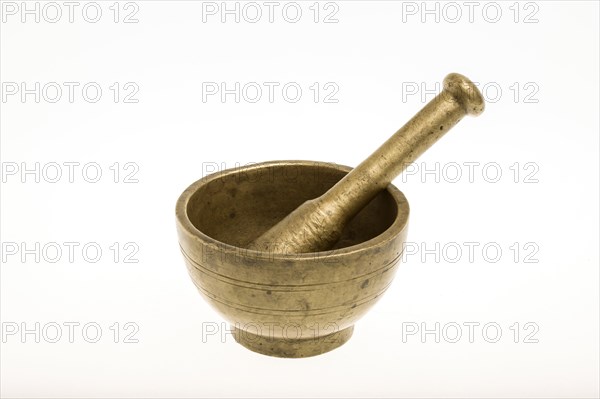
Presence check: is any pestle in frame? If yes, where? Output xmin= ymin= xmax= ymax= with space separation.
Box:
xmin=249 ymin=73 xmax=485 ymax=254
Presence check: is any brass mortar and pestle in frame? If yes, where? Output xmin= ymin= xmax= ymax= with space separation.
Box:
xmin=176 ymin=73 xmax=485 ymax=358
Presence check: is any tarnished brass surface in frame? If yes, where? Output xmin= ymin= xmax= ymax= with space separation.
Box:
xmin=176 ymin=73 xmax=484 ymax=357
xmin=176 ymin=161 xmax=409 ymax=357
xmin=250 ymin=73 xmax=485 ymax=254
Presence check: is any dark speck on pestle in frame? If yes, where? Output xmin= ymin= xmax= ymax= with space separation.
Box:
xmin=361 ymin=279 xmax=370 ymax=289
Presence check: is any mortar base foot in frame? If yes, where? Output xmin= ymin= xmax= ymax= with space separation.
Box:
xmin=232 ymin=325 xmax=354 ymax=358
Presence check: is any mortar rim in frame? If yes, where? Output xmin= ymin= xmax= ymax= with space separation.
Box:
xmin=175 ymin=160 xmax=409 ymax=260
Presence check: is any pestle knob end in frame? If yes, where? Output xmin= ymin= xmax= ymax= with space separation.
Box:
xmin=443 ymin=73 xmax=485 ymax=116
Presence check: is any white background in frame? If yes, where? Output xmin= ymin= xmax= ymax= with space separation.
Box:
xmin=1 ymin=1 xmax=598 ymax=397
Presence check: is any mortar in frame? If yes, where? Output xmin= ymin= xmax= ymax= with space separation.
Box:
xmin=176 ymin=160 xmax=409 ymax=357
xmin=176 ymin=73 xmax=484 ymax=358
